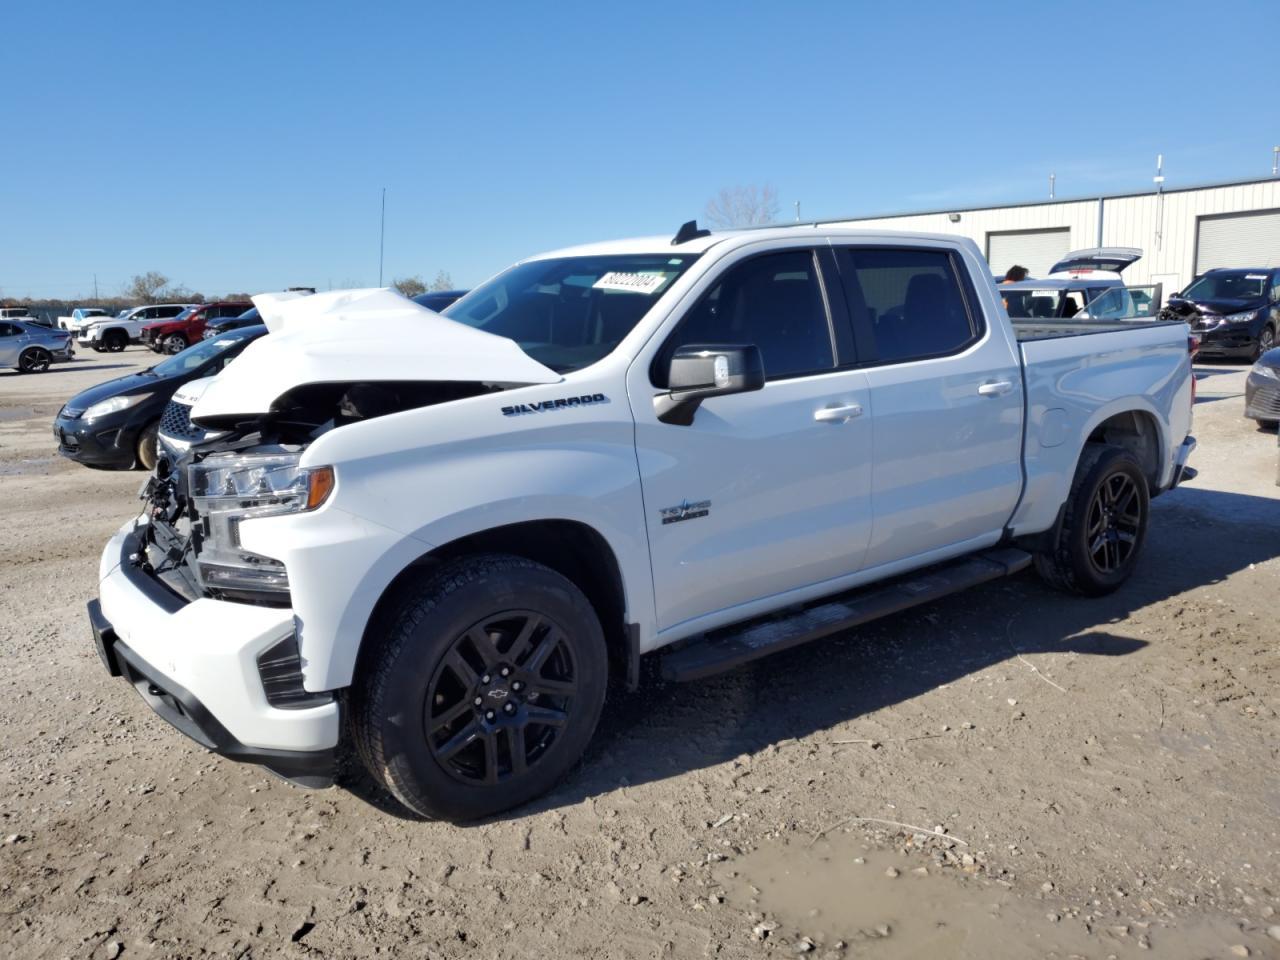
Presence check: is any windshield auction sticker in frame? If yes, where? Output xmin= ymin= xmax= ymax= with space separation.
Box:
xmin=593 ymin=272 xmax=667 ymax=295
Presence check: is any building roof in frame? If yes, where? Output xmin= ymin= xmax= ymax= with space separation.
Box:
xmin=812 ymin=175 xmax=1280 ymax=225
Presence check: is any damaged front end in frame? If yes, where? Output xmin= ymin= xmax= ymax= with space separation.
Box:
xmin=143 ymin=378 xmax=508 ymax=606
xmin=137 ymin=287 xmax=563 ymax=608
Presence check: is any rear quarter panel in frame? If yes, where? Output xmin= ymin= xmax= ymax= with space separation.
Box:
xmin=1011 ymin=323 xmax=1192 ymax=536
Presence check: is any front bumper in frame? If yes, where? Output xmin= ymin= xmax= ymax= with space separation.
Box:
xmin=1244 ymin=374 xmax=1280 ymax=423
xmin=92 ymin=523 xmax=340 ymax=787
xmin=53 ymin=412 xmax=138 ymax=467
xmin=1192 ymin=320 xmax=1262 ymax=358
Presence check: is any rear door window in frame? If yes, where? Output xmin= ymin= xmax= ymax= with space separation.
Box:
xmin=654 ymin=249 xmax=835 ymax=384
xmin=836 ymin=248 xmax=979 ymax=365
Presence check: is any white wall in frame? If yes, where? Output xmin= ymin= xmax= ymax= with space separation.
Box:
xmin=821 ymin=179 xmax=1280 ymax=295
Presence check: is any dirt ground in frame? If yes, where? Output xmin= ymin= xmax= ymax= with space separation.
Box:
xmin=1 ymin=346 xmax=1278 ymax=959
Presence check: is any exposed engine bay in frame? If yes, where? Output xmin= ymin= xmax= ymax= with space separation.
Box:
xmin=139 ymin=378 xmax=505 ymax=607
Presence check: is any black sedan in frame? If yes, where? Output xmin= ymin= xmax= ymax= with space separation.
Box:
xmin=1245 ymin=346 xmax=1280 ymax=429
xmin=54 ymin=324 xmax=266 ymax=470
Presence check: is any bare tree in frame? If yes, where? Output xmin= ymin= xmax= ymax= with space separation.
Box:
xmin=430 ymin=270 xmax=454 ymax=291
xmin=703 ymin=184 xmax=780 ymax=229
xmin=392 ymin=275 xmax=428 ymax=297
xmin=123 ymin=272 xmax=171 ymax=304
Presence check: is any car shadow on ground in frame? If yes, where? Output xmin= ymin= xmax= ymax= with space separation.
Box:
xmin=338 ymin=486 xmax=1280 ymax=823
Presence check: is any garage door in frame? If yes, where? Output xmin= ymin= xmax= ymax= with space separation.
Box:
xmin=1195 ymin=209 xmax=1280 ymax=273
xmin=986 ymin=229 xmax=1071 ymax=279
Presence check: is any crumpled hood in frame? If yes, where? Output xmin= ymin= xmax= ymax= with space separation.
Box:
xmin=191 ymin=288 xmax=561 ymax=421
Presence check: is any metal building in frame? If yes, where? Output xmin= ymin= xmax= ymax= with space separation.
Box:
xmin=819 ymin=176 xmax=1280 ymax=294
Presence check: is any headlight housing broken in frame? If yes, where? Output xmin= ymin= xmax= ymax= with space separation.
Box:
xmin=188 ymin=452 xmax=334 ymax=601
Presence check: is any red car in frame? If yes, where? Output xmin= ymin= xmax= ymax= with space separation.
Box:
xmin=143 ymin=301 xmax=252 ymax=354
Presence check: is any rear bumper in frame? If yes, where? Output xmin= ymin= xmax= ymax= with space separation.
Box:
xmin=93 ymin=523 xmax=340 ymax=787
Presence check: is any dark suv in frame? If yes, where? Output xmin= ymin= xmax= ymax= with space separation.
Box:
xmin=1163 ymin=268 xmax=1280 ymax=360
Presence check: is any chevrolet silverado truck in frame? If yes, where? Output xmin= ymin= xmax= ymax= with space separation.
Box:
xmin=89 ymin=224 xmax=1196 ymax=820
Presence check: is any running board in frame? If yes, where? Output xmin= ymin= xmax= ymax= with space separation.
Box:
xmin=660 ymin=548 xmax=1032 ymax=683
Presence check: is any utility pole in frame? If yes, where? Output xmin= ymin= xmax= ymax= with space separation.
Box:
xmin=1049 ymin=172 xmax=1056 ymax=199
xmin=1153 ymin=154 xmax=1165 ymax=251
xmin=378 ymin=187 xmax=386 ymax=287
xmin=1273 ymin=145 xmax=1279 ymax=177
xmin=93 ymin=273 xmax=98 ymax=300
xmin=794 ymin=200 xmax=801 ymax=222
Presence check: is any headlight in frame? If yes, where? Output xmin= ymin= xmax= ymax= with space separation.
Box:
xmin=1223 ymin=311 xmax=1258 ymax=324
xmin=84 ymin=393 xmax=149 ymax=421
xmin=188 ymin=452 xmax=334 ymax=600
xmin=1251 ymin=363 xmax=1280 ymax=381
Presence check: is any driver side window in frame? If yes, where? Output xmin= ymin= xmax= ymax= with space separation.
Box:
xmin=653 ymin=249 xmax=834 ymax=386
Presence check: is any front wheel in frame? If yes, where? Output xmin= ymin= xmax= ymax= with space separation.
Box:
xmin=162 ymin=334 xmax=187 ymax=355
xmin=1255 ymin=326 xmax=1275 ymax=361
xmin=1034 ymin=444 xmax=1150 ymax=596
xmin=104 ymin=330 xmax=127 ymax=352
xmin=351 ymin=555 xmax=608 ymax=821
xmin=135 ymin=421 xmax=159 ymax=471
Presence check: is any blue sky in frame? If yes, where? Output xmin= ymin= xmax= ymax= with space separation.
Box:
xmin=3 ymin=0 xmax=1276 ymax=300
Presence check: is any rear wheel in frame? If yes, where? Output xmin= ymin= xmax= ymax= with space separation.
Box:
xmin=104 ymin=329 xmax=127 ymax=352
xmin=1034 ymin=444 xmax=1150 ymax=596
xmin=351 ymin=555 xmax=608 ymax=821
xmin=162 ymin=334 xmax=187 ymax=355
xmin=135 ymin=421 xmax=159 ymax=471
xmin=17 ymin=347 xmax=51 ymax=373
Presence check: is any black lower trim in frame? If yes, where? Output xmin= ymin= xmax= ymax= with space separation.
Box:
xmin=87 ymin=600 xmax=336 ymax=788
xmin=625 ymin=622 xmax=641 ymax=691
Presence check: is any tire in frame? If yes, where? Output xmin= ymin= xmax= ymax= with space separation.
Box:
xmin=104 ymin=330 xmax=127 ymax=352
xmin=91 ymin=343 xmax=106 ymax=353
xmin=1256 ymin=326 xmax=1275 ymax=361
xmin=351 ymin=554 xmax=608 ymax=821
xmin=162 ymin=334 xmax=187 ymax=355
xmin=135 ymin=421 xmax=159 ymax=471
xmin=1257 ymin=419 xmax=1279 ymax=431
xmin=17 ymin=347 xmax=51 ymax=373
xmin=1034 ymin=444 xmax=1150 ymax=597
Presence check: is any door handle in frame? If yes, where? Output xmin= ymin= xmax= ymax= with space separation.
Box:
xmin=814 ymin=402 xmax=863 ymax=423
xmin=977 ymin=380 xmax=1014 ymax=397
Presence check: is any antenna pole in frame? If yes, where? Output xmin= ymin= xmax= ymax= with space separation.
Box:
xmin=794 ymin=200 xmax=801 ymax=222
xmin=1049 ymin=172 xmax=1055 ymax=199
xmin=378 ymin=187 xmax=386 ymax=287
xmin=1273 ymin=145 xmax=1279 ymax=177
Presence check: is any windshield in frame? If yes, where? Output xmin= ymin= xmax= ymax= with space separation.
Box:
xmin=443 ymin=254 xmax=699 ymax=373
xmin=1181 ymin=271 xmax=1268 ymax=301
xmin=151 ymin=327 xmax=261 ymax=376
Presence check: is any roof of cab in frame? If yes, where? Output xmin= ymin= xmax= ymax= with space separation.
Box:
xmin=528 ymin=225 xmax=979 ymax=261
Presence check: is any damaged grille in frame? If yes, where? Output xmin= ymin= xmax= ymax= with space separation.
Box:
xmin=159 ymin=399 xmax=204 ymax=442
xmin=1250 ymin=385 xmax=1280 ymax=418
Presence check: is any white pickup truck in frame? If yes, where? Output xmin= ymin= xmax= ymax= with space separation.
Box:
xmin=78 ymin=304 xmax=191 ymax=352
xmin=90 ymin=225 xmax=1196 ymax=820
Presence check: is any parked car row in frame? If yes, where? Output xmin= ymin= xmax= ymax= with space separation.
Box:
xmin=144 ymin=301 xmax=252 ymax=354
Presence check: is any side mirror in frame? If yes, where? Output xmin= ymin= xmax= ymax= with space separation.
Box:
xmin=654 ymin=344 xmax=765 ymax=425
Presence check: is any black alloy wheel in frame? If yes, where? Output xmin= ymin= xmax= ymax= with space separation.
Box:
xmin=426 ymin=611 xmax=578 ymax=786
xmin=18 ymin=347 xmax=51 ymax=373
xmin=350 ymin=555 xmax=608 ymax=821
xmin=1084 ymin=471 xmax=1142 ymax=575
